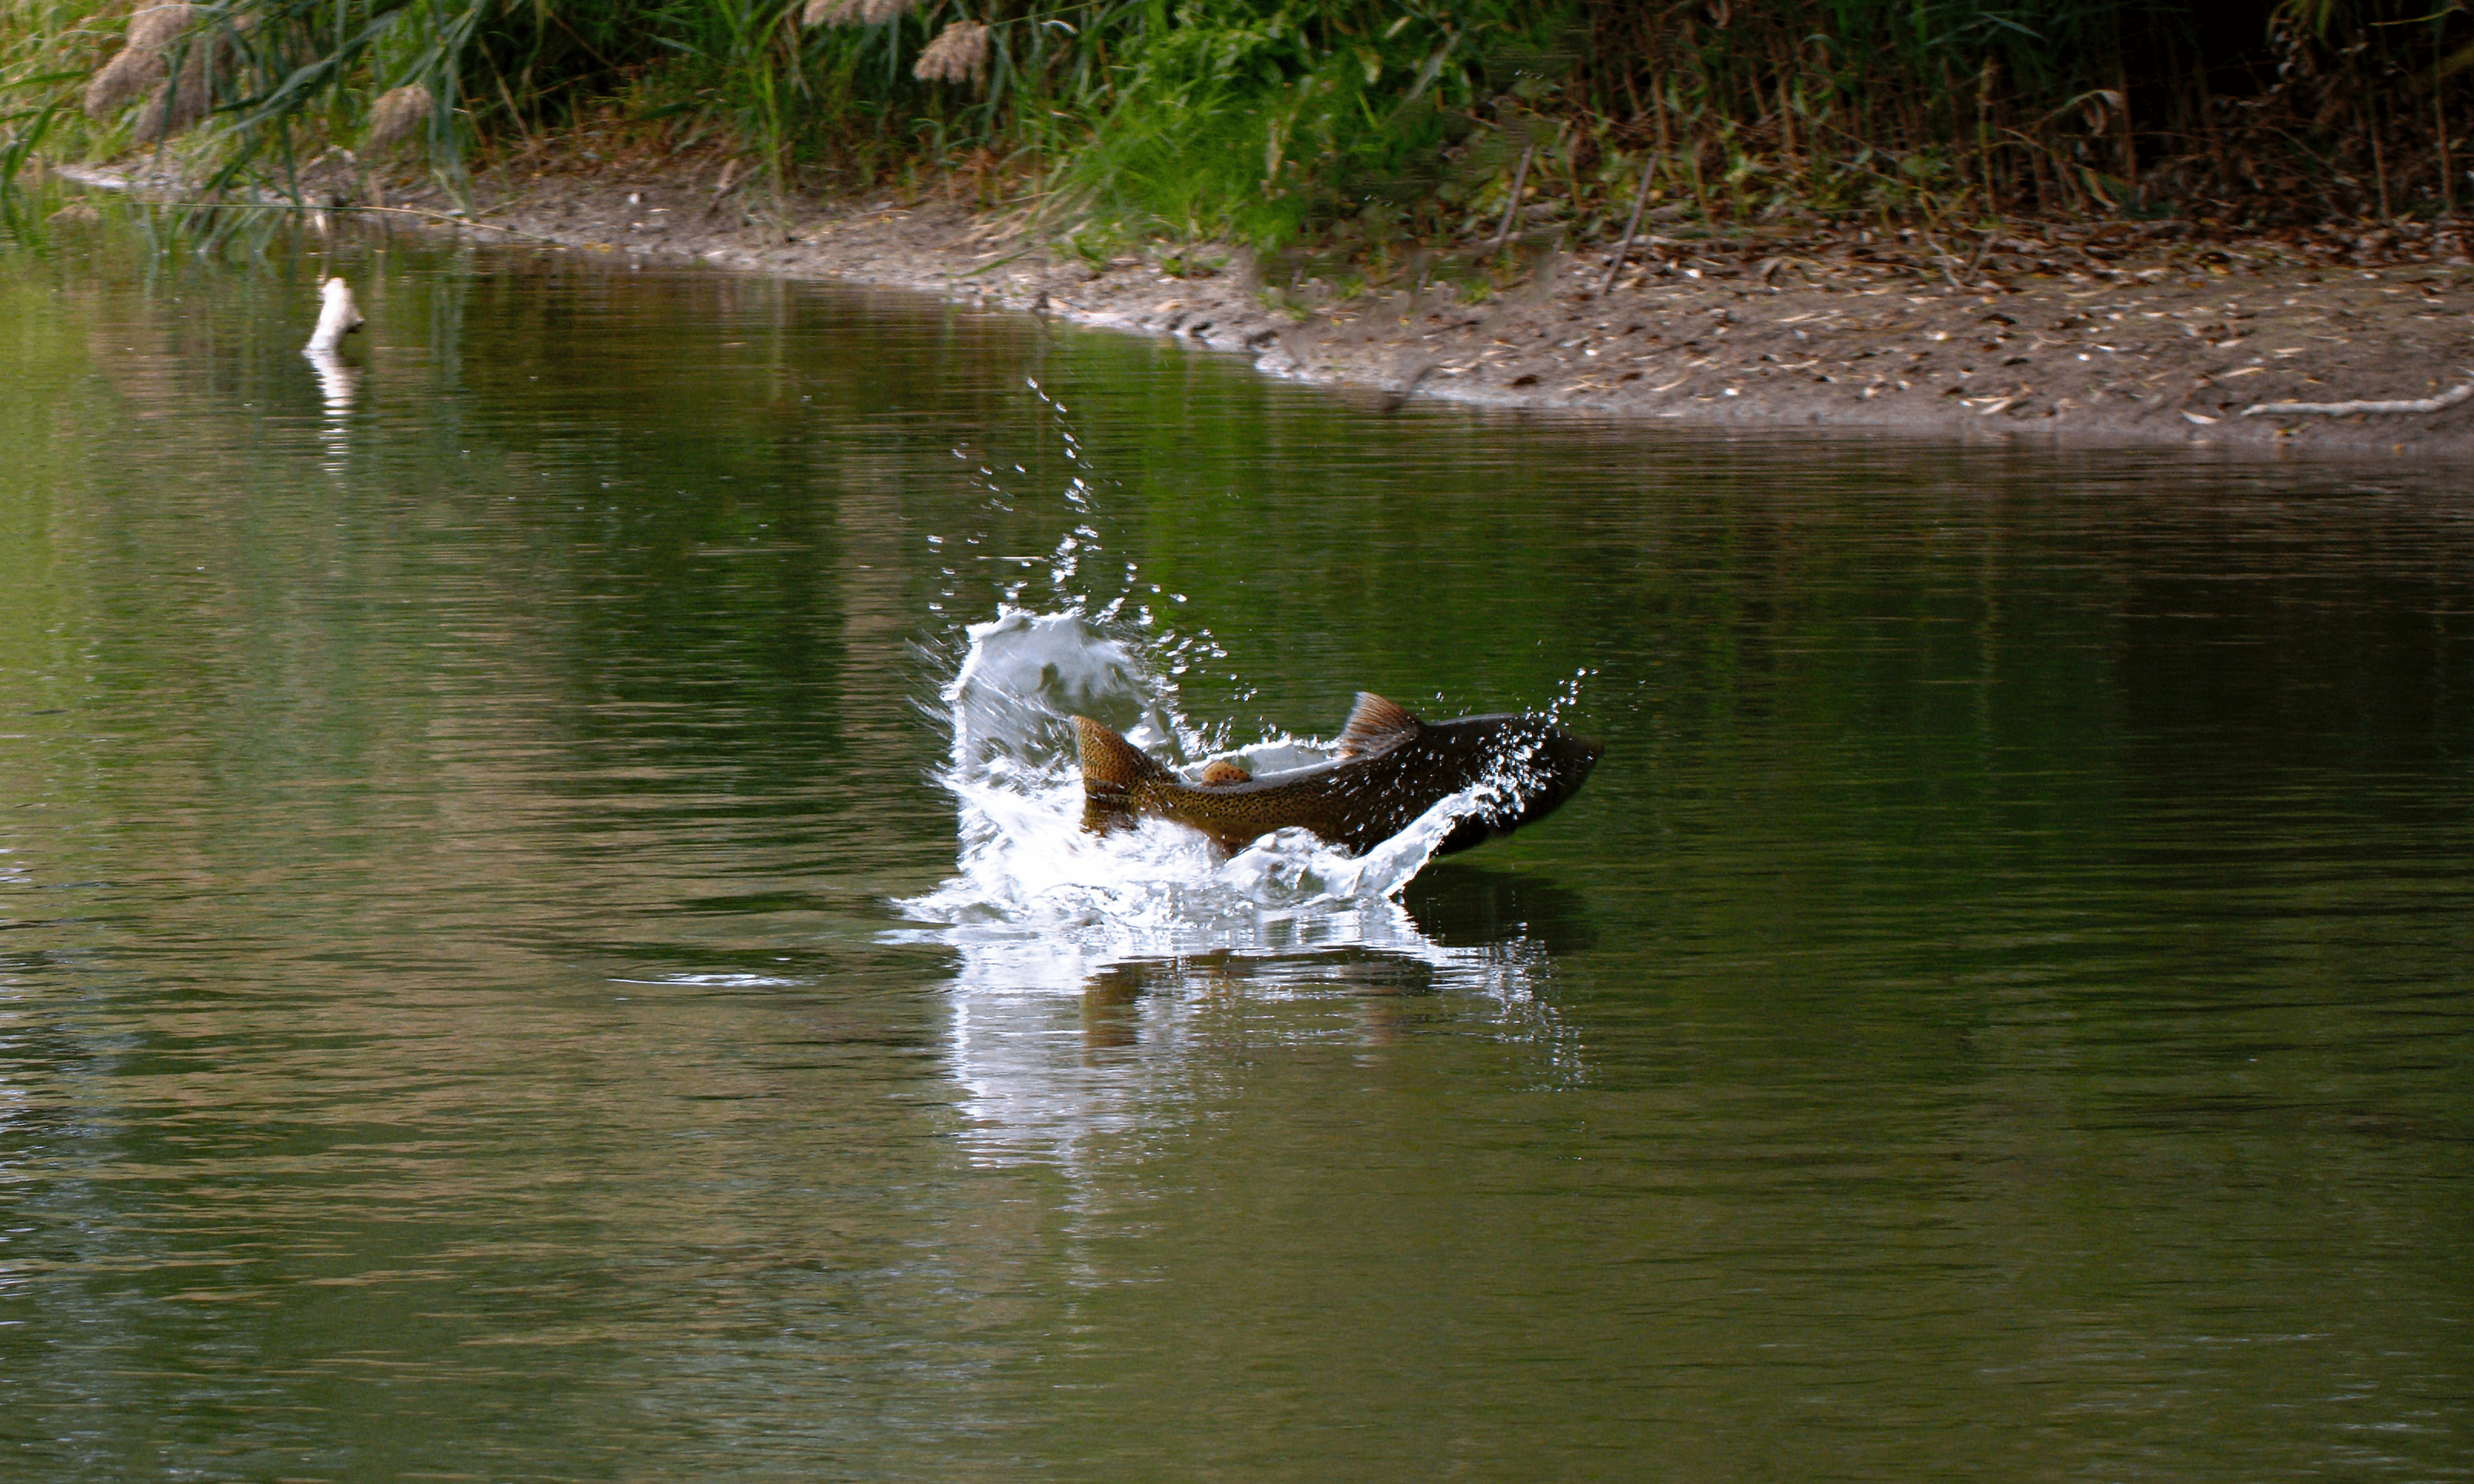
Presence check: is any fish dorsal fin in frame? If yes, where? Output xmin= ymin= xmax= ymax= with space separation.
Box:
xmin=1335 ymin=692 xmax=1422 ymax=758
xmin=1198 ymin=758 xmax=1252 ymax=785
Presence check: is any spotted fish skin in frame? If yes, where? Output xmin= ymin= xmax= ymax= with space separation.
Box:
xmin=1073 ymin=692 xmax=1601 ymax=857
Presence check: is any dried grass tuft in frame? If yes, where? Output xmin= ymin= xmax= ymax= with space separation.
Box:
xmin=82 ymin=4 xmax=199 ymax=121
xmin=135 ymin=43 xmax=224 ymax=140
xmin=83 ymin=42 xmax=165 ymax=119
xmin=126 ymin=3 xmax=198 ymax=53
xmin=804 ymin=0 xmax=920 ymax=27
xmin=913 ymin=21 xmax=989 ymax=86
xmin=365 ymin=82 xmax=434 ymax=153
xmin=82 ymin=4 xmax=230 ymax=139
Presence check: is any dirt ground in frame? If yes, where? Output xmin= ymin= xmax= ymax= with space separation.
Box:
xmin=66 ymin=143 xmax=2474 ymax=457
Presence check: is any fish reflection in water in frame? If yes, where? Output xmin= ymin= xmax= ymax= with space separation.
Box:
xmin=1402 ymin=864 xmax=1598 ymax=954
xmin=1080 ymin=949 xmax=1441 ymax=1048
xmin=942 ymin=913 xmax=1583 ymax=1171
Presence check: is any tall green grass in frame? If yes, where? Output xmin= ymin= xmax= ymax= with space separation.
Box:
xmin=5 ymin=0 xmax=2469 ymax=244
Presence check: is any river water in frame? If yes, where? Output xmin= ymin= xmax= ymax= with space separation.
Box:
xmin=2 ymin=214 xmax=2469 ymax=1481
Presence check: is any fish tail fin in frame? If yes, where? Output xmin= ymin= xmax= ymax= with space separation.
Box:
xmin=1073 ymin=716 xmax=1174 ymax=835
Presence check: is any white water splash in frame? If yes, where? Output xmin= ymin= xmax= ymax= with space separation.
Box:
xmin=896 ymin=375 xmax=1575 ymax=961
xmin=896 ymin=604 xmax=1487 ymax=959
xmin=895 ymin=608 xmax=1582 ymax=1168
xmin=890 ymin=386 xmax=1587 ymax=1170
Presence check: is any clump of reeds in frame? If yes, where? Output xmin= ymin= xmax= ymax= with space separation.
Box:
xmin=912 ymin=22 xmax=988 ymax=87
xmin=364 ymin=82 xmax=432 ymax=154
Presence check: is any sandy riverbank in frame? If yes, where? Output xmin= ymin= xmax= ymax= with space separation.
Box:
xmin=62 ymin=144 xmax=2474 ymax=457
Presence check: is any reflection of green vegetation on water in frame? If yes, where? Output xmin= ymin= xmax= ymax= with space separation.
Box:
xmin=0 ymin=261 xmax=89 ymax=714
xmin=6 ymin=2 xmax=2473 ymax=248
xmin=6 ymin=225 xmax=2474 ymax=1483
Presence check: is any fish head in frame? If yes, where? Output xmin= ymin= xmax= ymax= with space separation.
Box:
xmin=1500 ymin=719 xmax=1602 ymax=820
xmin=1435 ymin=716 xmax=1603 ymax=855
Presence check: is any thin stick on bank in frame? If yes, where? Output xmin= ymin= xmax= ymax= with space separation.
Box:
xmin=1601 ymin=155 xmax=1657 ymax=296
xmin=1491 ymin=144 xmax=1533 ymax=255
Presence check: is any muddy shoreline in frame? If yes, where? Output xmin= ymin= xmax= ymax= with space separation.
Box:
xmin=62 ymin=146 xmax=2474 ymax=457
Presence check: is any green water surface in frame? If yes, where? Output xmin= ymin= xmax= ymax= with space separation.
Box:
xmin=2 ymin=215 xmax=2469 ymax=1481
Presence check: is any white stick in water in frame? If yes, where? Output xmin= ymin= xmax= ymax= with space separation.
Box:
xmin=305 ymin=276 xmax=365 ymax=354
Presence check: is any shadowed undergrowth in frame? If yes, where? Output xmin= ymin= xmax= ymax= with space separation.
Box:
xmin=5 ymin=1 xmax=2471 ymax=249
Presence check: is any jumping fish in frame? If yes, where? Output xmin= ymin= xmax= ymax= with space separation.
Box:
xmin=1073 ymin=692 xmax=1601 ymax=857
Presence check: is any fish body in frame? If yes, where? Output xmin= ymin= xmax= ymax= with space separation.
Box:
xmin=1073 ymin=692 xmax=1601 ymax=857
